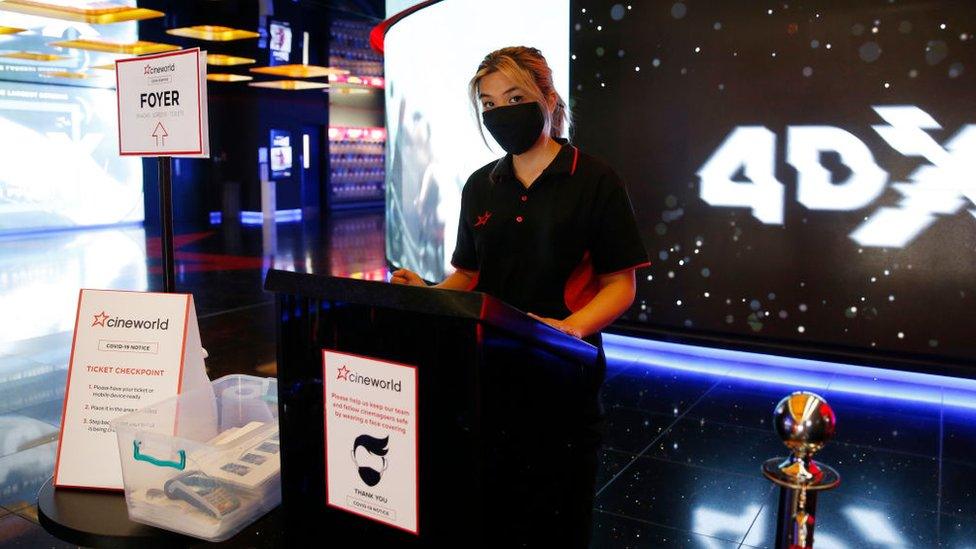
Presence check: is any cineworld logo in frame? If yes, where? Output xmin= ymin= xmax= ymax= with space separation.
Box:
xmin=697 ymin=106 xmax=976 ymax=247
xmin=336 ymin=365 xmax=402 ymax=392
xmin=144 ymin=63 xmax=176 ymax=76
xmin=91 ymin=311 xmax=170 ymax=330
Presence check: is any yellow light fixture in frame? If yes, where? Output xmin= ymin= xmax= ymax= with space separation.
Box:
xmin=167 ymin=25 xmax=259 ymax=41
xmin=207 ymin=73 xmax=253 ymax=82
xmin=42 ymin=70 xmax=89 ymax=79
xmin=48 ymin=38 xmax=183 ymax=55
xmin=91 ymin=63 xmax=118 ymax=71
xmin=207 ymin=54 xmax=255 ymax=66
xmin=249 ymin=64 xmax=348 ymax=78
xmin=0 ymin=51 xmax=68 ymax=62
xmin=248 ymin=80 xmax=330 ymax=90
xmin=49 ymin=39 xmax=180 ymax=55
xmin=0 ymin=1 xmax=164 ymax=24
xmin=0 ymin=26 xmax=28 ymax=35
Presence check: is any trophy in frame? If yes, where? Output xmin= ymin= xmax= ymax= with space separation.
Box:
xmin=762 ymin=391 xmax=841 ymax=549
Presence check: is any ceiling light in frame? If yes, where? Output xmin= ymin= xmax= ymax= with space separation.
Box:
xmin=249 ymin=64 xmax=348 ymax=78
xmin=248 ymin=80 xmax=330 ymax=90
xmin=0 ymin=51 xmax=68 ymax=62
xmin=0 ymin=1 xmax=163 ymax=24
xmin=207 ymin=73 xmax=253 ymax=82
xmin=167 ymin=25 xmax=259 ymax=41
xmin=0 ymin=26 xmax=28 ymax=35
xmin=49 ymin=39 xmax=180 ymax=55
xmin=207 ymin=54 xmax=255 ymax=66
xmin=42 ymin=70 xmax=90 ymax=79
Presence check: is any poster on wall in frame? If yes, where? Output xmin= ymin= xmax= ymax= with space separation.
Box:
xmin=270 ymin=130 xmax=293 ymax=179
xmin=269 ymin=21 xmax=292 ymax=65
xmin=323 ymin=350 xmax=419 ymax=535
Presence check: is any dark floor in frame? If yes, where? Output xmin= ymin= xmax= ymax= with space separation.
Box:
xmin=0 ymin=213 xmax=973 ymax=548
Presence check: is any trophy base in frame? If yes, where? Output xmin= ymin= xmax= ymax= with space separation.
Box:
xmin=762 ymin=457 xmax=840 ymax=491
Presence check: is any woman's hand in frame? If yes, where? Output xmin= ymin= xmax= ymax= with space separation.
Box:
xmin=527 ymin=312 xmax=583 ymax=338
xmin=390 ymin=268 xmax=426 ymax=287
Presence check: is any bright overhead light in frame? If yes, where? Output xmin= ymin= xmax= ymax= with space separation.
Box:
xmin=207 ymin=73 xmax=253 ymax=82
xmin=167 ymin=25 xmax=259 ymax=41
xmin=91 ymin=63 xmax=119 ymax=71
xmin=0 ymin=1 xmax=163 ymax=24
xmin=0 ymin=51 xmax=68 ymax=62
xmin=248 ymin=80 xmax=330 ymax=90
xmin=249 ymin=64 xmax=349 ymax=78
xmin=42 ymin=70 xmax=90 ymax=79
xmin=49 ymin=39 xmax=180 ymax=55
xmin=0 ymin=26 xmax=28 ymax=35
xmin=207 ymin=54 xmax=255 ymax=66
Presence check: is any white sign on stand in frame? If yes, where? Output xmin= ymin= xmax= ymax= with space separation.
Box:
xmin=323 ymin=350 xmax=419 ymax=535
xmin=116 ymin=47 xmax=210 ymax=157
xmin=54 ymin=289 xmax=211 ymax=490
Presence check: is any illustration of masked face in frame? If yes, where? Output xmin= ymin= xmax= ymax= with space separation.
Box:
xmin=351 ymin=434 xmax=389 ymax=487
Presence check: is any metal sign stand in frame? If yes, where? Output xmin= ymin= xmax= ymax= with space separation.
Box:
xmin=158 ymin=156 xmax=176 ymax=293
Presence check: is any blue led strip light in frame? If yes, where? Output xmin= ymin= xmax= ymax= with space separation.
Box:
xmin=603 ymin=333 xmax=976 ymax=410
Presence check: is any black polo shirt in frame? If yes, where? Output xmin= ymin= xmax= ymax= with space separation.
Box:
xmin=451 ymin=140 xmax=649 ymax=321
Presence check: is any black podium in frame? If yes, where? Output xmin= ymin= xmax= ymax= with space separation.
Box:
xmin=264 ymin=270 xmax=601 ymax=547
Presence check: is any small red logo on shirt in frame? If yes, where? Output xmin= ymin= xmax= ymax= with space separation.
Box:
xmin=474 ymin=211 xmax=492 ymax=228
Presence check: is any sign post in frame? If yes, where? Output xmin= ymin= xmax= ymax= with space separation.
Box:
xmin=116 ymin=47 xmax=210 ymax=292
xmin=158 ymin=157 xmax=175 ymax=292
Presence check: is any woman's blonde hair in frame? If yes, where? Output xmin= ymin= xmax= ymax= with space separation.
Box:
xmin=469 ymin=46 xmax=571 ymax=148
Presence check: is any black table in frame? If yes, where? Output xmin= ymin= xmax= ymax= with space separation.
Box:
xmin=37 ymin=477 xmax=282 ymax=547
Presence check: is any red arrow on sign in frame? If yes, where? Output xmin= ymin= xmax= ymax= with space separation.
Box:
xmin=152 ymin=122 xmax=168 ymax=147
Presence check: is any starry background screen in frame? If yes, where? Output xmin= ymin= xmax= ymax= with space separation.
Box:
xmin=571 ymin=1 xmax=976 ymax=363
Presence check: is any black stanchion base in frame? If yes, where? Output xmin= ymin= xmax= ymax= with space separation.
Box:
xmin=37 ymin=477 xmax=188 ymax=548
xmin=37 ymin=477 xmax=283 ymax=548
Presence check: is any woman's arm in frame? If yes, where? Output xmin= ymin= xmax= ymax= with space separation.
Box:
xmin=434 ymin=268 xmax=478 ymax=290
xmin=529 ymin=269 xmax=637 ymax=338
xmin=390 ymin=268 xmax=478 ymax=291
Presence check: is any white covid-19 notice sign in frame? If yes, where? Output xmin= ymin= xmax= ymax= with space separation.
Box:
xmin=116 ymin=47 xmax=209 ymax=157
xmin=323 ymin=350 xmax=419 ymax=535
xmin=54 ymin=289 xmax=210 ymax=490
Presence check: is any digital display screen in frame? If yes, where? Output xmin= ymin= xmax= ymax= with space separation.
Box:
xmin=270 ymin=130 xmax=293 ymax=178
xmin=269 ymin=21 xmax=292 ymax=66
xmin=571 ymin=0 xmax=976 ymax=361
xmin=0 ymin=81 xmax=144 ymax=234
xmin=383 ymin=0 xmax=569 ymax=281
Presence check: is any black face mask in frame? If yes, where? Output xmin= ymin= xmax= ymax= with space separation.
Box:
xmin=482 ymin=102 xmax=546 ymax=155
xmin=358 ymin=466 xmax=383 ymax=487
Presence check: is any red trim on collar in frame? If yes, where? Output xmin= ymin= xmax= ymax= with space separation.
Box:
xmin=570 ymin=147 xmax=579 ymax=175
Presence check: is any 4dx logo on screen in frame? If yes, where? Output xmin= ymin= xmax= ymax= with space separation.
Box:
xmin=697 ymin=106 xmax=976 ymax=247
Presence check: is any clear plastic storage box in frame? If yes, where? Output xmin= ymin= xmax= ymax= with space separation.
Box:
xmin=111 ymin=374 xmax=280 ymax=542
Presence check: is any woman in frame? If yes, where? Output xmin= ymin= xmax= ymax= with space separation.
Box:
xmin=392 ymin=46 xmax=648 ymax=545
